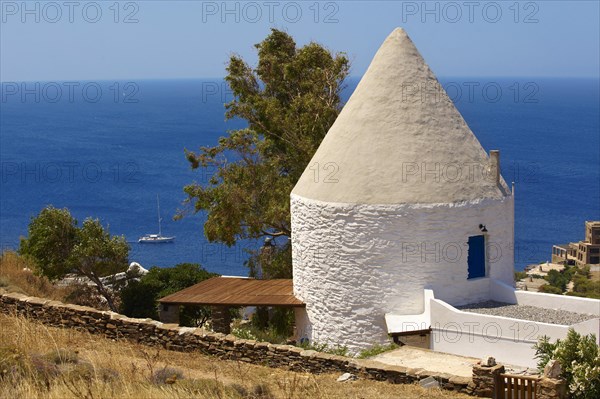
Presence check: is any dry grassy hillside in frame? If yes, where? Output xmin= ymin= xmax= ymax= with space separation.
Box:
xmin=0 ymin=314 xmax=472 ymax=399
xmin=0 ymin=251 xmax=472 ymax=398
xmin=0 ymin=251 xmax=71 ymax=300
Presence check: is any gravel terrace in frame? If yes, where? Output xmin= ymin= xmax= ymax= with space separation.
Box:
xmin=456 ymin=301 xmax=598 ymax=325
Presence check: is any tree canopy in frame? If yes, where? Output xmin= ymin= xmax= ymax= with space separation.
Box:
xmin=120 ymin=263 xmax=217 ymax=326
xmin=18 ymin=206 xmax=78 ymax=281
xmin=19 ymin=206 xmax=129 ymax=311
xmin=182 ymin=29 xmax=349 ymax=278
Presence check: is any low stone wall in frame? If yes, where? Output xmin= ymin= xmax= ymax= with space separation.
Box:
xmin=0 ymin=290 xmax=570 ymax=398
xmin=0 ymin=290 xmax=471 ymax=393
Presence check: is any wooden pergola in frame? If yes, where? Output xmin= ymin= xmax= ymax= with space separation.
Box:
xmin=158 ymin=277 xmax=304 ymax=333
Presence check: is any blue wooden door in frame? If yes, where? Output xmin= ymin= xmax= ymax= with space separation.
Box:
xmin=467 ymin=235 xmax=486 ymax=279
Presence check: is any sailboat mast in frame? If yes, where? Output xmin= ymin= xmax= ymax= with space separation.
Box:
xmin=157 ymin=194 xmax=162 ymax=236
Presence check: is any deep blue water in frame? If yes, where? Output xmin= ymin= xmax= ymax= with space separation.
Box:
xmin=1 ymin=78 xmax=598 ymax=274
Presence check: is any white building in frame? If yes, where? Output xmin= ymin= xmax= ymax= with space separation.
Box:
xmin=291 ymin=27 xmax=516 ymax=352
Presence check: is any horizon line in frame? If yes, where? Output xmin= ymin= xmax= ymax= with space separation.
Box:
xmin=1 ymin=75 xmax=599 ymax=84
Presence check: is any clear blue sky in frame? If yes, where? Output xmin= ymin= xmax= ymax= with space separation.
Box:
xmin=1 ymin=1 xmax=598 ymax=81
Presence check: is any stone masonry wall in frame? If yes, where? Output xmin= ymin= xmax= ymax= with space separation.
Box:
xmin=0 ymin=290 xmax=568 ymax=398
xmin=0 ymin=290 xmax=471 ymax=394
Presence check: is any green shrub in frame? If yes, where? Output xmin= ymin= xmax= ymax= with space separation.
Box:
xmin=546 ymin=269 xmax=568 ymax=292
xmin=567 ymin=290 xmax=600 ymax=300
xmin=269 ymin=308 xmax=294 ymax=337
xmin=231 ymin=324 xmax=289 ymax=344
xmin=569 ymin=271 xmax=600 ymax=299
xmin=357 ymin=343 xmax=400 ymax=359
xmin=297 ymin=341 xmax=348 ymax=356
xmin=538 ymin=284 xmax=563 ymax=295
xmin=514 ymin=271 xmax=528 ymax=281
xmin=231 ymin=307 xmax=294 ymax=344
xmin=120 ymin=263 xmax=218 ymax=327
xmin=231 ymin=326 xmax=256 ymax=341
xmin=249 ymin=307 xmax=294 ymax=338
xmin=533 ymin=329 xmax=600 ymax=399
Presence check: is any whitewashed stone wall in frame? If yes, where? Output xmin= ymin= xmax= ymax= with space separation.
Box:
xmin=430 ymin=298 xmax=599 ymax=368
xmin=291 ymin=193 xmax=514 ymax=353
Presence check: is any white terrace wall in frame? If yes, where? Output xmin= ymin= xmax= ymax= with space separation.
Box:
xmin=388 ymin=283 xmax=600 ymax=368
xmin=430 ymin=297 xmax=600 ymax=368
xmin=431 ymin=299 xmax=566 ymax=368
xmin=292 ymin=194 xmax=514 ymax=353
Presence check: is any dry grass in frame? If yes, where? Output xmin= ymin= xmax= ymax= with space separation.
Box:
xmin=0 ymin=313 xmax=472 ymax=399
xmin=0 ymin=251 xmax=72 ymax=301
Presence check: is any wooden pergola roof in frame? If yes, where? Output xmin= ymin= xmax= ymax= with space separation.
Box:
xmin=158 ymin=277 xmax=305 ymax=307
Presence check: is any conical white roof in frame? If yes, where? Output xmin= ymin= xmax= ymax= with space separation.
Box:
xmin=292 ymin=28 xmax=510 ymax=204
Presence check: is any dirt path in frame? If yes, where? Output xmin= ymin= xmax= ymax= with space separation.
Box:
xmin=371 ymin=347 xmax=477 ymax=378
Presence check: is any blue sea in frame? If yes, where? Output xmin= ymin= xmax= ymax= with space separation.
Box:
xmin=1 ymin=78 xmax=598 ymax=274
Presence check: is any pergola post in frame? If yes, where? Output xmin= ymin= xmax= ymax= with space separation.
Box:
xmin=157 ymin=278 xmax=304 ymax=336
xmin=211 ymin=305 xmax=231 ymax=334
xmin=159 ymin=303 xmax=180 ymax=324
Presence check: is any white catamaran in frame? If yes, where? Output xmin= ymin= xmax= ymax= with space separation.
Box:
xmin=138 ymin=195 xmax=175 ymax=243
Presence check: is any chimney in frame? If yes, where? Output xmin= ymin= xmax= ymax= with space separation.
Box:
xmin=489 ymin=150 xmax=500 ymax=184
